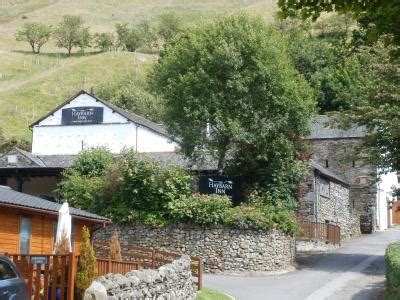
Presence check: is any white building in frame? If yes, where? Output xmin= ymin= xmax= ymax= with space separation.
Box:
xmin=30 ymin=90 xmax=178 ymax=155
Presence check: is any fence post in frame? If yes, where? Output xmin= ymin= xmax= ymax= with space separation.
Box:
xmin=151 ymin=249 xmax=156 ymax=269
xmin=108 ymin=256 xmax=112 ymax=273
xmin=67 ymin=253 xmax=76 ymax=300
xmin=198 ymin=258 xmax=203 ymax=290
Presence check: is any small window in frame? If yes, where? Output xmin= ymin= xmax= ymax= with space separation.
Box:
xmin=325 ymin=160 xmax=329 ymax=168
xmin=319 ymin=177 xmax=330 ymax=198
xmin=352 ymin=160 xmax=356 ymax=168
xmin=20 ymin=217 xmax=32 ymax=254
xmin=0 ymin=260 xmax=17 ymax=281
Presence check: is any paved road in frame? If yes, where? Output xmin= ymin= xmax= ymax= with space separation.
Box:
xmin=204 ymin=226 xmax=400 ymax=300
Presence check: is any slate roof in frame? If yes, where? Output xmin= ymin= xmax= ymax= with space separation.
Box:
xmin=308 ymin=115 xmax=366 ymax=139
xmin=29 ymin=90 xmax=169 ymax=138
xmin=137 ymin=152 xmax=218 ymax=171
xmin=0 ymin=148 xmax=218 ymax=171
xmin=39 ymin=155 xmax=76 ymax=168
xmin=310 ymin=160 xmax=349 ymax=186
xmin=0 ymin=185 xmax=110 ymax=223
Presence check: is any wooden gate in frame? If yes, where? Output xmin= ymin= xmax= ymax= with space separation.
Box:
xmin=6 ymin=253 xmax=76 ymax=300
xmin=393 ymin=202 xmax=400 ymax=225
xmin=298 ymin=221 xmax=341 ymax=244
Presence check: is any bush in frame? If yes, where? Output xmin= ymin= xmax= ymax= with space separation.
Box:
xmin=58 ymin=148 xmax=114 ymax=211
xmin=58 ymin=149 xmax=299 ymax=235
xmin=169 ymin=193 xmax=299 ymax=235
xmin=99 ymin=149 xmax=193 ymax=223
xmin=76 ymin=226 xmax=97 ymax=298
xmin=168 ymin=194 xmax=232 ymax=225
xmin=68 ymin=147 xmax=115 ymax=177
xmin=386 ymin=243 xmax=400 ymax=299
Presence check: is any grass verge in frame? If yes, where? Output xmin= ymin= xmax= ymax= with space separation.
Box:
xmin=196 ymin=288 xmax=233 ymax=300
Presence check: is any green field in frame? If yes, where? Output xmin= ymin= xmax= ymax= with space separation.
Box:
xmin=0 ymin=0 xmax=277 ymax=140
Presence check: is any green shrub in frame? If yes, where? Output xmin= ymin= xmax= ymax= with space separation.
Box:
xmin=58 ymin=171 xmax=108 ymax=211
xmin=386 ymin=242 xmax=400 ymax=299
xmin=99 ymin=149 xmax=193 ymax=223
xmin=76 ymin=226 xmax=97 ymax=298
xmin=169 ymin=193 xmax=298 ymax=235
xmin=58 ymin=148 xmax=114 ymax=210
xmin=168 ymin=194 xmax=232 ymax=225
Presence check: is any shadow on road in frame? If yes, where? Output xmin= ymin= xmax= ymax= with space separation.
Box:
xmin=351 ymin=281 xmax=385 ymax=300
xmin=296 ymin=252 xmax=384 ymax=274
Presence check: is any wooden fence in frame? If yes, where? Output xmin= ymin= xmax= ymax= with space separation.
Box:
xmin=6 ymin=253 xmax=76 ymax=300
xmin=96 ymin=257 xmax=141 ymax=275
xmin=93 ymin=241 xmax=203 ymax=290
xmin=298 ymin=221 xmax=341 ymax=244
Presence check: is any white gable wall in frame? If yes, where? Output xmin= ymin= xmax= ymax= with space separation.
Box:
xmin=376 ymin=170 xmax=399 ymax=230
xmin=31 ymin=93 xmax=178 ymax=155
xmin=38 ymin=93 xmax=128 ymax=125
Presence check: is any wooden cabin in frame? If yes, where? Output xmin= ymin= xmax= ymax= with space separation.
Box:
xmin=0 ymin=185 xmax=110 ymax=255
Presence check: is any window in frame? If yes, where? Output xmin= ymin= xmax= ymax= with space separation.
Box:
xmin=325 ymin=160 xmax=329 ymax=168
xmin=20 ymin=217 xmax=32 ymax=254
xmin=0 ymin=260 xmax=17 ymax=281
xmin=319 ymin=177 xmax=330 ymax=198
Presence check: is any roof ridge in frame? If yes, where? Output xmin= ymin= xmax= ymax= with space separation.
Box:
xmin=14 ymin=147 xmax=47 ymax=167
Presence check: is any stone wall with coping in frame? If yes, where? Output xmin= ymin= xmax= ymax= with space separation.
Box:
xmin=95 ymin=225 xmax=296 ymax=273
xmin=84 ymin=255 xmax=195 ymax=300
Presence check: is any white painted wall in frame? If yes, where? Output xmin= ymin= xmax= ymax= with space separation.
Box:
xmin=32 ymin=93 xmax=178 ymax=155
xmin=32 ymin=123 xmax=137 ymax=154
xmin=376 ymin=170 xmax=399 ymax=230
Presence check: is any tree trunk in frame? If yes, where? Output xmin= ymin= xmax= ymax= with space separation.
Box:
xmin=30 ymin=42 xmax=35 ymax=53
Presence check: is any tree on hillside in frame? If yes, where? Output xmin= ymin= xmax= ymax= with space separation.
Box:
xmin=151 ymin=13 xmax=315 ymax=204
xmin=285 ymin=26 xmax=370 ymax=112
xmin=157 ymin=12 xmax=183 ymax=45
xmin=338 ymin=50 xmax=400 ymax=172
xmin=138 ymin=20 xmax=158 ymax=50
xmin=115 ymin=23 xmax=142 ymax=52
xmin=94 ymin=32 xmax=114 ymax=52
xmin=77 ymin=26 xmax=91 ymax=54
xmin=54 ymin=15 xmax=90 ymax=55
xmin=15 ymin=22 xmax=52 ymax=54
xmin=278 ymin=2 xmax=400 ymax=172
xmin=97 ymin=71 xmax=165 ymax=123
xmin=278 ymin=0 xmax=400 ymax=56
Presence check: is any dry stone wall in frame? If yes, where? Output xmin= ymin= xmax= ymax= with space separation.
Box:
xmin=95 ymin=225 xmax=296 ymax=273
xmin=84 ymin=256 xmax=195 ymax=300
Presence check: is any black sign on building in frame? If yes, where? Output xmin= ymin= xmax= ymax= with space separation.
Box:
xmin=198 ymin=176 xmax=240 ymax=203
xmin=61 ymin=107 xmax=104 ymax=125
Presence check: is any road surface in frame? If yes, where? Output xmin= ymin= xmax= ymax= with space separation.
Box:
xmin=204 ymin=226 xmax=400 ymax=300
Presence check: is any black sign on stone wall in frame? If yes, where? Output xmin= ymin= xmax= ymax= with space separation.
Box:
xmin=198 ymin=176 xmax=240 ymax=203
xmin=61 ymin=107 xmax=104 ymax=125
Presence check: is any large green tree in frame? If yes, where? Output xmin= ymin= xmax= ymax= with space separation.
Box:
xmin=339 ymin=49 xmax=400 ymax=172
xmin=54 ymin=15 xmax=91 ymax=55
xmin=15 ymin=22 xmax=52 ymax=54
xmin=278 ymin=1 xmax=400 ymax=56
xmin=151 ymin=13 xmax=315 ymax=204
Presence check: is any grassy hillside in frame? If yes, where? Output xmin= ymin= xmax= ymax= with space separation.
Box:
xmin=0 ymin=0 xmax=278 ymax=140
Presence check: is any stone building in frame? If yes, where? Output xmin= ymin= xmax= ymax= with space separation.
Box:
xmin=299 ymin=161 xmax=361 ymax=240
xmin=307 ymin=116 xmax=398 ymax=232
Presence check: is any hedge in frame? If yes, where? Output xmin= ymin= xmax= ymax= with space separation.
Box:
xmin=386 ymin=242 xmax=400 ymax=299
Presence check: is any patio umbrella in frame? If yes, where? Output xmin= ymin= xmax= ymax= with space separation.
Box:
xmin=55 ymin=202 xmax=72 ymax=253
